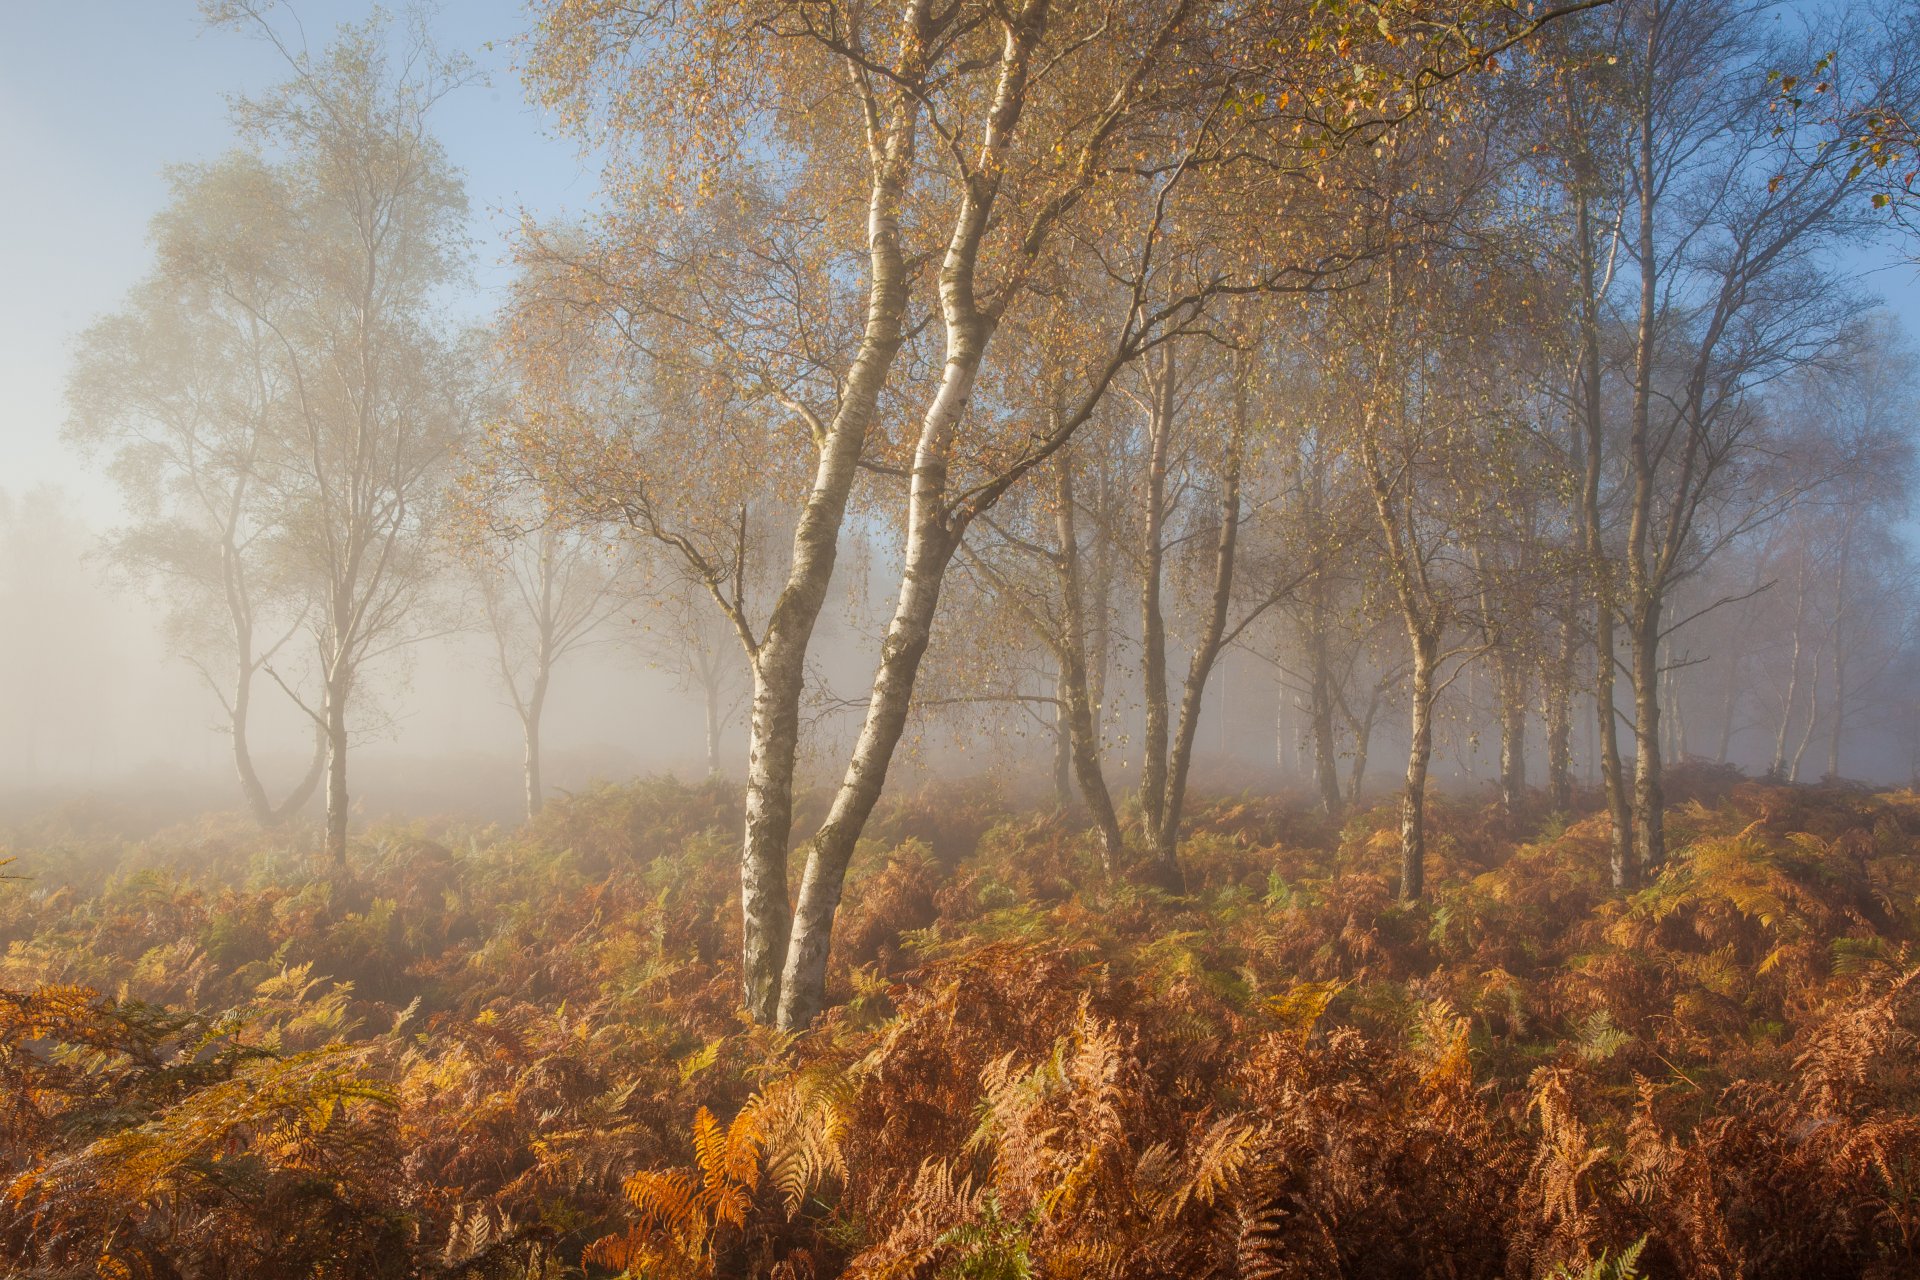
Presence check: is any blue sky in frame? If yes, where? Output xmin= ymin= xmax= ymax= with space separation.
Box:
xmin=1 ymin=1 xmax=1915 ymax=525
xmin=0 ymin=1 xmax=596 ymax=519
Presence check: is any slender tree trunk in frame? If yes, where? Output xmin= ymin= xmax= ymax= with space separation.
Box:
xmin=1347 ymin=690 xmax=1379 ymax=807
xmin=1771 ymin=558 xmax=1810 ymax=779
xmin=1668 ymin=649 xmax=1690 ymax=762
xmin=1546 ymin=604 xmax=1576 ymax=810
xmin=778 ymin=517 xmax=961 ymax=1030
xmin=1308 ymin=587 xmax=1344 ymax=818
xmin=1052 ymin=670 xmax=1074 ymax=806
xmin=736 ymin=118 xmax=916 ymax=1024
xmin=778 ymin=314 xmax=984 ymax=1028
xmin=1597 ymin=609 xmax=1633 ymax=885
xmin=1275 ymin=689 xmax=1290 ymax=778
xmin=1139 ymin=350 xmax=1175 ymax=839
xmin=1714 ymin=605 xmax=1749 ymax=763
xmin=1496 ymin=653 xmax=1526 ymax=815
xmin=232 ymin=656 xmax=325 ymax=826
xmin=777 ymin=149 xmax=1013 ymax=1025
xmin=1625 ymin=18 xmax=1667 ymax=875
xmin=741 ymin=657 xmax=801 ymax=1020
xmin=1629 ymin=604 xmax=1665 ymax=875
xmin=323 ymin=679 xmax=349 ymax=870
xmin=1828 ymin=520 xmax=1853 ymax=779
xmin=224 ymin=529 xmax=324 ymax=826
xmin=1155 ymin=385 xmax=1247 ymax=887
xmin=523 ymin=711 xmax=544 ymax=821
xmin=1052 ymin=452 xmax=1125 ymax=871
xmin=1575 ymin=183 xmax=1633 ymax=886
xmin=704 ymin=671 xmax=724 ymax=778
xmin=522 ymin=659 xmax=551 ymax=820
xmin=1790 ymin=643 xmax=1826 ymax=782
xmin=231 ymin=621 xmax=274 ymax=823
xmin=1087 ymin=464 xmax=1114 ymax=742
xmin=1400 ymin=629 xmax=1439 ymax=903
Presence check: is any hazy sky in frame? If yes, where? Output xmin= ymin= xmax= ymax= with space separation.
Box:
xmin=0 ymin=1 xmax=1915 ymax=805
xmin=3 ymin=1 xmax=1917 ymax=524
xmin=0 ymin=0 xmax=597 ymax=524
xmin=0 ymin=3 xmax=708 ymax=804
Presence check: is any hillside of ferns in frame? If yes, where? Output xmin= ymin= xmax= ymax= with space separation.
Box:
xmin=6 ymin=771 xmax=1920 ymax=1280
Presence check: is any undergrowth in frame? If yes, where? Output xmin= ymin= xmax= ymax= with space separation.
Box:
xmin=4 ymin=774 xmax=1920 ymax=1278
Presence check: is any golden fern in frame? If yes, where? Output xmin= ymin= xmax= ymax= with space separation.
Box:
xmin=586 ymin=1064 xmax=853 ymax=1274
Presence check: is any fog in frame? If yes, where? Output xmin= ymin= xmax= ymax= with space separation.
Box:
xmin=15 ymin=5 xmax=1920 ymax=1274
xmin=2 ymin=0 xmax=1918 ymax=878
xmin=0 ymin=482 xmax=736 ymax=823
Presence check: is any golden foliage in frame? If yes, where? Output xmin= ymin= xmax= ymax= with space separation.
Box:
xmin=8 ymin=780 xmax=1920 ymax=1277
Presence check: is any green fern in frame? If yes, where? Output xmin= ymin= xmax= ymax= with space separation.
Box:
xmin=1552 ymin=1236 xmax=1647 ymax=1280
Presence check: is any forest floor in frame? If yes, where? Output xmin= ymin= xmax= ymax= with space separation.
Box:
xmin=5 ymin=768 xmax=1920 ymax=1279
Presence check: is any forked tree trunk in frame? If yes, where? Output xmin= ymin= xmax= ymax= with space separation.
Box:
xmin=232 ymin=655 xmax=326 ymax=826
xmin=778 ymin=336 xmax=979 ymax=1027
xmin=224 ymin=522 xmax=324 ymax=826
xmin=1790 ymin=643 xmax=1827 ymax=782
xmin=736 ymin=112 xmax=916 ymax=1025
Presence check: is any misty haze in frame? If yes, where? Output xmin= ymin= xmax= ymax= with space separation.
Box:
xmin=5 ymin=1 xmax=1920 ymax=1277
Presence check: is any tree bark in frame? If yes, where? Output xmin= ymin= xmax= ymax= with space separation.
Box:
xmin=1307 ymin=581 xmax=1344 ymax=818
xmin=1052 ymin=670 xmax=1074 ymax=807
xmin=522 ymin=670 xmax=549 ymax=820
xmin=232 ymin=650 xmax=325 ymax=826
xmin=323 ymin=680 xmax=349 ymax=871
xmin=1629 ymin=604 xmax=1666 ymax=876
xmin=1496 ymin=653 xmax=1527 ymax=815
xmin=1790 ymin=642 xmax=1826 ymax=782
xmin=1052 ymin=453 xmax=1125 ymax=872
xmin=777 ymin=330 xmax=979 ymax=1028
xmin=1345 ymin=691 xmax=1377 ymax=808
xmin=1400 ymin=628 xmax=1439 ymax=903
xmin=1625 ymin=13 xmax=1667 ymax=874
xmin=1545 ymin=603 xmax=1576 ymax=810
xmin=1574 ymin=183 xmax=1634 ymax=887
xmin=1138 ymin=348 xmax=1176 ymax=840
xmin=1828 ymin=516 xmax=1853 ymax=779
xmin=704 ymin=669 xmax=724 ymax=779
xmin=736 ymin=101 xmax=917 ymax=1024
xmin=777 ymin=92 xmax=1021 ymax=1023
xmin=1154 ymin=380 xmax=1247 ymax=887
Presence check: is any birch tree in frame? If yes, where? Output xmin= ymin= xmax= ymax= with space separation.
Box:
xmin=1607 ymin=0 xmax=1910 ymax=872
xmin=526 ymin=0 xmax=1619 ymax=1025
xmin=67 ymin=232 xmax=325 ymax=827
xmin=191 ymin=4 xmax=480 ymax=868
